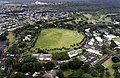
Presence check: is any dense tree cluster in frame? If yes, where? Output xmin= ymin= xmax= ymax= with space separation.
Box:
xmin=68 ymin=69 xmax=84 ymax=78
xmin=102 ymin=45 xmax=109 ymax=55
xmin=112 ymin=56 xmax=120 ymax=63
xmin=60 ymin=62 xmax=69 ymax=70
xmin=44 ymin=61 xmax=55 ymax=71
xmin=13 ymin=24 xmax=40 ymax=50
xmin=68 ymin=58 xmax=84 ymax=69
xmin=0 ymin=32 xmax=8 ymax=41
xmin=10 ymin=72 xmax=26 ymax=78
xmin=0 ymin=70 xmax=7 ymax=78
xmin=18 ymin=41 xmax=27 ymax=48
xmin=53 ymin=52 xmax=70 ymax=61
xmin=110 ymin=40 xmax=118 ymax=48
xmin=13 ymin=56 xmax=42 ymax=73
xmin=112 ymin=62 xmax=120 ymax=78
xmin=13 ymin=56 xmax=55 ymax=74
xmin=60 ymin=58 xmax=85 ymax=71
xmin=59 ymin=59 xmax=107 ymax=78
xmin=56 ymin=70 xmax=64 ymax=78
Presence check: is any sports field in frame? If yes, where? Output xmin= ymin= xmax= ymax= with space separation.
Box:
xmin=33 ymin=28 xmax=84 ymax=53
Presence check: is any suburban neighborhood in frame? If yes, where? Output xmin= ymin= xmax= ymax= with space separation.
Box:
xmin=0 ymin=0 xmax=120 ymax=78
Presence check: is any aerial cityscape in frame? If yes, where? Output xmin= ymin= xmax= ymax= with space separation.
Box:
xmin=0 ymin=0 xmax=120 ymax=78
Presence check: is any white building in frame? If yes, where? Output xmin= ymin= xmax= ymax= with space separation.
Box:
xmin=95 ymin=36 xmax=103 ymax=42
xmin=114 ymin=41 xmax=120 ymax=47
xmin=23 ymin=35 xmax=32 ymax=42
xmin=113 ymin=21 xmax=120 ymax=25
xmin=35 ymin=1 xmax=47 ymax=5
xmin=86 ymin=49 xmax=102 ymax=56
xmin=85 ymin=28 xmax=90 ymax=32
xmin=88 ymin=38 xmax=95 ymax=46
xmin=104 ymin=34 xmax=118 ymax=41
xmin=32 ymin=72 xmax=40 ymax=77
xmin=32 ymin=53 xmax=52 ymax=61
xmin=80 ymin=55 xmax=87 ymax=61
xmin=68 ymin=49 xmax=82 ymax=58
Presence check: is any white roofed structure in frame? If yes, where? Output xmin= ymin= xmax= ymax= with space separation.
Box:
xmin=68 ymin=49 xmax=82 ymax=58
xmin=32 ymin=53 xmax=52 ymax=61
xmin=86 ymin=49 xmax=102 ymax=56
xmin=95 ymin=37 xmax=103 ymax=42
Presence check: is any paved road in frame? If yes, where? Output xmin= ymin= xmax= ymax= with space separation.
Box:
xmin=97 ymin=55 xmax=111 ymax=65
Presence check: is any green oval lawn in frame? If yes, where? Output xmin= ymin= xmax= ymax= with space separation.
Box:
xmin=34 ymin=28 xmax=84 ymax=53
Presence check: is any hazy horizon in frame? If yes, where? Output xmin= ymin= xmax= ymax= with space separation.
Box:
xmin=1 ymin=0 xmax=120 ymax=3
xmin=0 ymin=0 xmax=120 ymax=6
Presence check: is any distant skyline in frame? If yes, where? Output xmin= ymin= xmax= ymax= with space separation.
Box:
xmin=0 ymin=0 xmax=120 ymax=4
xmin=0 ymin=0 xmax=85 ymax=4
xmin=1 ymin=0 xmax=120 ymax=2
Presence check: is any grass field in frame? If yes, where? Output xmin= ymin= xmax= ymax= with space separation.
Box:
xmin=4 ymin=32 xmax=16 ymax=52
xmin=7 ymin=32 xmax=15 ymax=45
xmin=83 ymin=14 xmax=112 ymax=24
xmin=112 ymin=38 xmax=120 ymax=42
xmin=63 ymin=69 xmax=73 ymax=78
xmin=33 ymin=28 xmax=84 ymax=53
xmin=102 ymin=58 xmax=115 ymax=78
